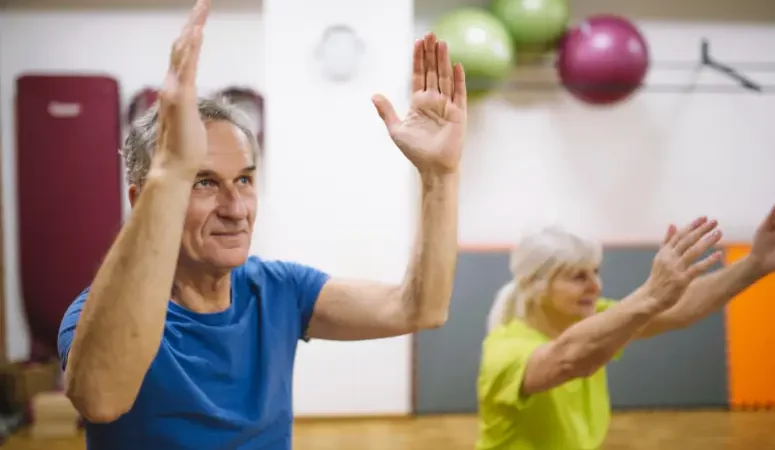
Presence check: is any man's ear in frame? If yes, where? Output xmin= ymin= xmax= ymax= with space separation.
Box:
xmin=128 ymin=184 xmax=140 ymax=208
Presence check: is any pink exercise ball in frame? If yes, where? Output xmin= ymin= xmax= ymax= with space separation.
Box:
xmin=556 ymin=15 xmax=649 ymax=105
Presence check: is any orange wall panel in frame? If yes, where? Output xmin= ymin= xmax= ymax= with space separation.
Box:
xmin=725 ymin=245 xmax=775 ymax=408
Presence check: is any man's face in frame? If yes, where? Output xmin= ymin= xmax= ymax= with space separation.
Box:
xmin=130 ymin=120 xmax=258 ymax=272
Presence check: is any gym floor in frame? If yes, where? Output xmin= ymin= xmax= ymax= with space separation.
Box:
xmin=4 ymin=410 xmax=775 ymax=449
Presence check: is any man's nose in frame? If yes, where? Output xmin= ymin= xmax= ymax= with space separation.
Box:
xmin=217 ymin=186 xmax=248 ymax=220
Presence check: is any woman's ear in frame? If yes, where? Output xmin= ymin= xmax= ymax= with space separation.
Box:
xmin=522 ymin=273 xmax=546 ymax=289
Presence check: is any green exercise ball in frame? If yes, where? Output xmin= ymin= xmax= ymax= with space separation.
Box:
xmin=490 ymin=0 xmax=570 ymax=47
xmin=432 ymin=8 xmax=515 ymax=95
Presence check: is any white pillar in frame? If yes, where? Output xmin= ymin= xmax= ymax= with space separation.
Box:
xmin=260 ymin=0 xmax=416 ymax=416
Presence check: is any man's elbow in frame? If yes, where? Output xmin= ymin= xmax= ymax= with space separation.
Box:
xmin=79 ymin=405 xmax=127 ymax=424
xmin=67 ymin=392 xmax=130 ymax=424
xmin=65 ymin=373 xmax=132 ymax=423
xmin=415 ymin=311 xmax=449 ymax=330
xmin=396 ymin=288 xmax=451 ymax=331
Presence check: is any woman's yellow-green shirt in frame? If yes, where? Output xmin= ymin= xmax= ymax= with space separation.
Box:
xmin=476 ymin=299 xmax=619 ymax=450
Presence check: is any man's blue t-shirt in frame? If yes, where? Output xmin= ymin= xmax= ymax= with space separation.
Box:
xmin=57 ymin=256 xmax=330 ymax=450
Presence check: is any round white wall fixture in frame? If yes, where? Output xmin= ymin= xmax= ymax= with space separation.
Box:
xmin=315 ymin=25 xmax=364 ymax=82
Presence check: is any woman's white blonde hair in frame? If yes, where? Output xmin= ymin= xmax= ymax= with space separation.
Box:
xmin=486 ymin=226 xmax=603 ymax=333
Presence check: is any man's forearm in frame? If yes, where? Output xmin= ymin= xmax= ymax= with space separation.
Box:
xmin=65 ymin=168 xmax=193 ymax=421
xmin=654 ymin=255 xmax=765 ymax=330
xmin=400 ymin=171 xmax=459 ymax=328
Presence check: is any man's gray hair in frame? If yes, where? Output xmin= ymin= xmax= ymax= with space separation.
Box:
xmin=120 ymin=97 xmax=260 ymax=186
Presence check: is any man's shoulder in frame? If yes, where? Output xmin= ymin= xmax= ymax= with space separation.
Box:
xmin=240 ymin=256 xmax=323 ymax=283
xmin=64 ymin=287 xmax=90 ymax=313
xmin=67 ymin=258 xmax=313 ymax=297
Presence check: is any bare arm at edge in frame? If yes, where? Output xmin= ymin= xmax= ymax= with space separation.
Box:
xmin=64 ymin=169 xmax=192 ymax=423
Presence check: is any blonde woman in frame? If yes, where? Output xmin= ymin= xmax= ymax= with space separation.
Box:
xmin=476 ymin=210 xmax=775 ymax=450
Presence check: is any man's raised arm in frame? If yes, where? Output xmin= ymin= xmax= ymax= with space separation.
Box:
xmin=305 ymin=33 xmax=467 ymax=341
xmin=62 ymin=0 xmax=211 ymax=423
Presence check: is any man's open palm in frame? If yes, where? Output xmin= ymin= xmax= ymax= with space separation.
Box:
xmin=373 ymin=33 xmax=467 ymax=175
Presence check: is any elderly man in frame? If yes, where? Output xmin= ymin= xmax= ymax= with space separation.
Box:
xmin=57 ymin=1 xmax=467 ymax=448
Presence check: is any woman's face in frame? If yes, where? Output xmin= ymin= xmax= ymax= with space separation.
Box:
xmin=546 ymin=266 xmax=602 ymax=319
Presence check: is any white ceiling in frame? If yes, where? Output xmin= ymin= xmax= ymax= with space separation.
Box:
xmin=0 ymin=0 xmax=260 ymax=11
xmin=0 ymin=0 xmax=773 ymax=23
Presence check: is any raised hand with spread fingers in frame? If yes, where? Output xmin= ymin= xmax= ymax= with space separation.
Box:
xmin=372 ymin=32 xmax=467 ymax=176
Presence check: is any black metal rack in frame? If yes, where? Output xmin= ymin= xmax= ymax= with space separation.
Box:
xmin=698 ymin=38 xmax=765 ymax=92
xmin=466 ymin=39 xmax=775 ymax=94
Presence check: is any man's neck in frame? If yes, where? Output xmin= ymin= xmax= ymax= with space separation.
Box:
xmin=171 ymin=265 xmax=232 ymax=314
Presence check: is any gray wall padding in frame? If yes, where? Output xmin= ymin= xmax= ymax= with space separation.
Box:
xmin=601 ymin=247 xmax=728 ymax=409
xmin=414 ymin=248 xmax=728 ymax=414
xmin=415 ymin=252 xmax=511 ymax=414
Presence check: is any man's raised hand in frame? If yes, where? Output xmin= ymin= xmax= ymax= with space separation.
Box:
xmin=153 ymin=0 xmax=211 ymax=180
